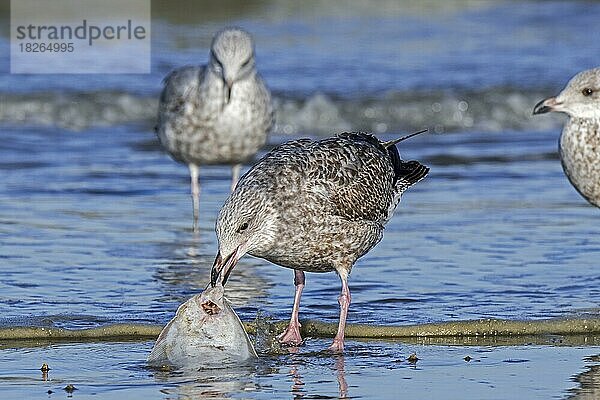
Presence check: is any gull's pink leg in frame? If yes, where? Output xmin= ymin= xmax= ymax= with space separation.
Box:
xmin=329 ymin=275 xmax=351 ymax=352
xmin=278 ymin=270 xmax=305 ymax=345
xmin=188 ymin=163 xmax=200 ymax=232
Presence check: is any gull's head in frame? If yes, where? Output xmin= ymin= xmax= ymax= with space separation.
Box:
xmin=211 ymin=184 xmax=278 ymax=286
xmin=209 ymin=28 xmax=256 ymax=102
xmin=533 ymin=67 xmax=600 ymax=119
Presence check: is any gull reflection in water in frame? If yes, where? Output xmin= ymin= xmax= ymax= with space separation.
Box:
xmin=568 ymin=354 xmax=600 ymax=400
xmin=335 ymin=355 xmax=349 ymax=399
xmin=287 ymin=347 xmax=349 ymax=399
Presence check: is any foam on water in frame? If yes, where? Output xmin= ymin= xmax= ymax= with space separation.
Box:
xmin=0 ymin=88 xmax=564 ymax=133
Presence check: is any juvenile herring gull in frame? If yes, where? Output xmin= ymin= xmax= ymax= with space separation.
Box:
xmin=210 ymin=131 xmax=429 ymax=351
xmin=533 ymin=67 xmax=600 ymax=207
xmin=156 ymin=27 xmax=274 ymax=230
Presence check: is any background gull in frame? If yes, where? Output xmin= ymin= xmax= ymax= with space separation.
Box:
xmin=533 ymin=67 xmax=600 ymax=207
xmin=156 ymin=27 xmax=274 ymax=231
xmin=210 ymin=131 xmax=429 ymax=351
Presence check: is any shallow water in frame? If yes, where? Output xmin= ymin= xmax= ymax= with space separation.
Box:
xmin=0 ymin=339 xmax=599 ymax=400
xmin=1 ymin=0 xmax=600 ymax=399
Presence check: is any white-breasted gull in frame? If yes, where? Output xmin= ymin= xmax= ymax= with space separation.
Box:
xmin=210 ymin=131 xmax=429 ymax=351
xmin=533 ymin=67 xmax=600 ymax=207
xmin=156 ymin=27 xmax=274 ymax=231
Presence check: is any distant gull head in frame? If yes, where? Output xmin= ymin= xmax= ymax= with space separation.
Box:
xmin=534 ymin=67 xmax=600 ymax=119
xmin=533 ymin=67 xmax=600 ymax=207
xmin=210 ymin=28 xmax=256 ymax=100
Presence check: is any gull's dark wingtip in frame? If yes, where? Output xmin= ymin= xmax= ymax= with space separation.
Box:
xmin=397 ymin=160 xmax=430 ymax=186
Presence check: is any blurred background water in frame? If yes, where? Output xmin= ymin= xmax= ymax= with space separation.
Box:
xmin=0 ymin=0 xmax=600 ymax=399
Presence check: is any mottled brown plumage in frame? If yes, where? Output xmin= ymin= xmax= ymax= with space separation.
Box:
xmin=211 ymin=132 xmax=429 ymax=351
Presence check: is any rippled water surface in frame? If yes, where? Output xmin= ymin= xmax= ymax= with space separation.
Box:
xmin=1 ymin=1 xmax=600 ymax=399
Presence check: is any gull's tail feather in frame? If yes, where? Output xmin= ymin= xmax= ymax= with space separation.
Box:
xmin=382 ymin=129 xmax=428 ymax=148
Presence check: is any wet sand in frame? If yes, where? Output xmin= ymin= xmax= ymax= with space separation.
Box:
xmin=2 ymin=316 xmax=600 ymax=343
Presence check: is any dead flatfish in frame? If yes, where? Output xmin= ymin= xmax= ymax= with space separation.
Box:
xmin=148 ymin=282 xmax=257 ymax=368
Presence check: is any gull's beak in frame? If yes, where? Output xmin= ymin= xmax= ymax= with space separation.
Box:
xmin=533 ymin=96 xmax=562 ymax=115
xmin=223 ymin=77 xmax=233 ymax=104
xmin=210 ymin=244 xmax=245 ymax=286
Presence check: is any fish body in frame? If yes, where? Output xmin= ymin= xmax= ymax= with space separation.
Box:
xmin=148 ymin=283 xmax=257 ymax=368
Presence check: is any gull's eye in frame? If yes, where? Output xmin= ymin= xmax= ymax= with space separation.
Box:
xmin=582 ymin=88 xmax=594 ymax=97
xmin=237 ymin=222 xmax=249 ymax=233
xmin=241 ymin=57 xmax=251 ymax=68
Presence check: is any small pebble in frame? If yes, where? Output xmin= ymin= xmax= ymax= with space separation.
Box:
xmin=464 ymin=355 xmax=472 ymax=362
xmin=47 ymin=390 xmax=53 ymax=394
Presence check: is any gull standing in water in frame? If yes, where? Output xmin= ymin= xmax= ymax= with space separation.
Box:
xmin=156 ymin=28 xmax=273 ymax=231
xmin=211 ymin=131 xmax=429 ymax=352
xmin=533 ymin=67 xmax=600 ymax=207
